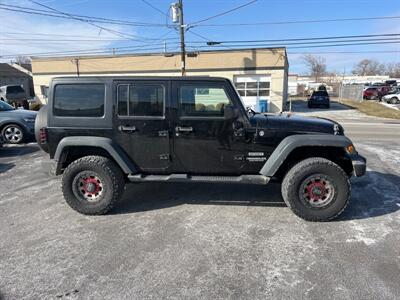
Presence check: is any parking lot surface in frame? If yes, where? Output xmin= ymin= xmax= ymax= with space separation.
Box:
xmin=1 ymin=101 xmax=400 ymax=299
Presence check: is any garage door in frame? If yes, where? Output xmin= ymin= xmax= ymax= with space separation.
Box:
xmin=234 ymin=75 xmax=271 ymax=112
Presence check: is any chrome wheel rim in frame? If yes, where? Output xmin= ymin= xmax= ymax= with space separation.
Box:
xmin=4 ymin=126 xmax=23 ymax=143
xmin=299 ymin=174 xmax=336 ymax=208
xmin=72 ymin=171 xmax=104 ymax=202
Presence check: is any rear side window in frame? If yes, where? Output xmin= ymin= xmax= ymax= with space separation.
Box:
xmin=117 ymin=84 xmax=164 ymax=117
xmin=53 ymin=84 xmax=105 ymax=117
xmin=179 ymin=85 xmax=232 ymax=117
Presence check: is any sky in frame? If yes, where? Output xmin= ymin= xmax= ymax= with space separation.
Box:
xmin=0 ymin=0 xmax=399 ymax=74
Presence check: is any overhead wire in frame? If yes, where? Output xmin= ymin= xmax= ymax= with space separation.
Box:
xmin=0 ymin=3 xmax=167 ymax=27
xmin=26 ymin=0 xmax=158 ymax=41
xmin=189 ymin=0 xmax=258 ymax=26
xmin=192 ymin=15 xmax=400 ymax=27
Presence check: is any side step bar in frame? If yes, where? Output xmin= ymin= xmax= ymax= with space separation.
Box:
xmin=128 ymin=174 xmax=270 ymax=185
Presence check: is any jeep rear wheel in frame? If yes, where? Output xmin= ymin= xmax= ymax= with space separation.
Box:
xmin=281 ymin=157 xmax=350 ymax=221
xmin=62 ymin=156 xmax=125 ymax=215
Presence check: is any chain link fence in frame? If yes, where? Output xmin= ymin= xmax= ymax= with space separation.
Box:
xmin=339 ymin=84 xmax=364 ymax=102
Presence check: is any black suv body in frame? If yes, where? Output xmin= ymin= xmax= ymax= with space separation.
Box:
xmin=36 ymin=76 xmax=366 ymax=221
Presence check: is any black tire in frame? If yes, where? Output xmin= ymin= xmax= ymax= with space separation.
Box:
xmin=281 ymin=157 xmax=350 ymax=221
xmin=62 ymin=155 xmax=125 ymax=215
xmin=2 ymin=124 xmax=25 ymax=144
xmin=307 ymin=103 xmax=312 ymax=109
xmin=390 ymin=97 xmax=398 ymax=104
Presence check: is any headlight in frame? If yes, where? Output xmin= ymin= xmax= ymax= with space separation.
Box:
xmin=23 ymin=118 xmax=36 ymax=123
xmin=345 ymin=144 xmax=356 ymax=154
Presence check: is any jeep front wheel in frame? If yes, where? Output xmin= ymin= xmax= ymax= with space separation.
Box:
xmin=62 ymin=156 xmax=125 ymax=215
xmin=281 ymin=157 xmax=350 ymax=221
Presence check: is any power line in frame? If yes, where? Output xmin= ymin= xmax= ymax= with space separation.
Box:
xmin=0 ymin=4 xmax=166 ymax=27
xmin=189 ymin=0 xmax=258 ymax=26
xmin=140 ymin=0 xmax=170 ymax=18
xmin=195 ymin=37 xmax=400 ymax=48
xmin=187 ymin=29 xmax=235 ymax=51
xmin=288 ymin=50 xmax=400 ymax=55
xmin=0 ymin=43 xmax=182 ymax=59
xmin=193 ymin=15 xmax=400 ymax=27
xmin=194 ymin=33 xmax=400 ymax=44
xmin=185 ymin=40 xmax=400 ymax=52
xmin=288 ymin=40 xmax=400 ymax=49
xmin=26 ymin=0 xmax=152 ymax=41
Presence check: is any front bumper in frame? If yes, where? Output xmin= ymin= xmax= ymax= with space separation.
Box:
xmin=350 ymin=154 xmax=367 ymax=177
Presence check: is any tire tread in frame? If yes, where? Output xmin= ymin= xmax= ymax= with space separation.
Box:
xmin=281 ymin=157 xmax=350 ymax=221
xmin=62 ymin=155 xmax=125 ymax=215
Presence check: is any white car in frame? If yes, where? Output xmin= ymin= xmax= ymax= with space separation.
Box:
xmin=382 ymin=91 xmax=400 ymax=104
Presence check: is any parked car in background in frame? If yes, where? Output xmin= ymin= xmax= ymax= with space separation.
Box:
xmin=382 ymin=91 xmax=400 ymax=104
xmin=363 ymin=87 xmax=382 ymax=100
xmin=0 ymin=100 xmax=37 ymax=144
xmin=308 ymin=90 xmax=330 ymax=108
xmin=0 ymin=85 xmax=29 ymax=109
xmin=385 ymin=80 xmax=398 ymax=87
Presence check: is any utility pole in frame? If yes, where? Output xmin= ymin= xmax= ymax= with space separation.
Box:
xmin=72 ymin=58 xmax=80 ymax=76
xmin=178 ymin=0 xmax=186 ymax=76
xmin=171 ymin=0 xmax=186 ymax=76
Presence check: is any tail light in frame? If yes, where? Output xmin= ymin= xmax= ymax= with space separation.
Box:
xmin=39 ymin=127 xmax=47 ymax=144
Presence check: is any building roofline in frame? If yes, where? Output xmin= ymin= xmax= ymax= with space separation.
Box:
xmin=30 ymin=47 xmax=287 ymax=62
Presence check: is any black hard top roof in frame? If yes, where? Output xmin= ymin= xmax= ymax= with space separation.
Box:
xmin=51 ymin=76 xmax=230 ymax=82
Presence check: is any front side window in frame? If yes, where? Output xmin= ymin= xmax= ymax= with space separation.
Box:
xmin=180 ymin=85 xmax=232 ymax=117
xmin=117 ymin=84 xmax=164 ymax=117
xmin=53 ymin=84 xmax=105 ymax=117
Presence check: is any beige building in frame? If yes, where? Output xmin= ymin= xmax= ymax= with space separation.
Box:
xmin=31 ymin=48 xmax=289 ymax=112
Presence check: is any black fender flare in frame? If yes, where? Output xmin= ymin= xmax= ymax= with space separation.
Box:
xmin=259 ymin=134 xmax=353 ymax=177
xmin=54 ymin=136 xmax=136 ymax=174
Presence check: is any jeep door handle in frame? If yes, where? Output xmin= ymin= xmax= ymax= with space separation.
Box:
xmin=119 ymin=125 xmax=136 ymax=132
xmin=176 ymin=126 xmax=193 ymax=132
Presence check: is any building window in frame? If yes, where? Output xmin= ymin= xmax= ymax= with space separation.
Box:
xmin=53 ymin=84 xmax=105 ymax=117
xmin=179 ymin=85 xmax=232 ymax=117
xmin=117 ymin=84 xmax=164 ymax=117
xmin=234 ymin=81 xmax=270 ymax=97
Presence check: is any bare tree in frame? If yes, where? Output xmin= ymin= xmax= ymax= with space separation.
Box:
xmin=15 ymin=56 xmax=31 ymax=65
xmin=302 ymin=55 xmax=327 ymax=82
xmin=386 ymin=62 xmax=400 ymax=78
xmin=352 ymin=59 xmax=385 ymax=76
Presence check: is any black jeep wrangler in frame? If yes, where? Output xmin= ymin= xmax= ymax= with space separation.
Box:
xmin=35 ymin=76 xmax=366 ymax=221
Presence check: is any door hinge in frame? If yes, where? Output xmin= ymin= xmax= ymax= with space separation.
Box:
xmin=158 ymin=130 xmax=169 ymax=137
xmin=159 ymin=154 xmax=170 ymax=161
xmin=234 ymin=155 xmax=245 ymax=161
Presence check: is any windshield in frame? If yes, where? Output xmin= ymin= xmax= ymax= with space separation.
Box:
xmin=0 ymin=101 xmax=15 ymax=111
xmin=313 ymin=91 xmax=328 ymax=96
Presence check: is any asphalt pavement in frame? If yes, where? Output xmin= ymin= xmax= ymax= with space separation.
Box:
xmin=0 ymin=102 xmax=399 ymax=299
